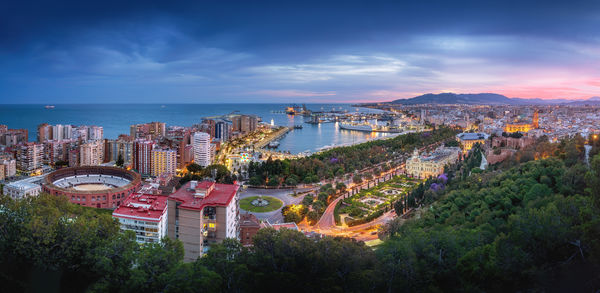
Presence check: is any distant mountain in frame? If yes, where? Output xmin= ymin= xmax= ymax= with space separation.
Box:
xmin=389 ymin=92 xmax=600 ymax=105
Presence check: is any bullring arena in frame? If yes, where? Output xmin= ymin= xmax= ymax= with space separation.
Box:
xmin=43 ymin=166 xmax=141 ymax=209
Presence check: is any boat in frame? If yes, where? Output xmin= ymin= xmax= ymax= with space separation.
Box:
xmin=339 ymin=122 xmax=373 ymax=132
xmin=267 ymin=141 xmax=280 ymax=148
xmin=293 ymin=125 xmax=303 ymax=129
xmin=44 ymin=105 xmax=55 ymax=109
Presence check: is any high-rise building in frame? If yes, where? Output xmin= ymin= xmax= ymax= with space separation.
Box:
xmin=168 ymin=180 xmax=240 ymax=261
xmin=68 ymin=149 xmax=80 ymax=167
xmin=16 ymin=142 xmax=43 ymax=172
xmin=130 ymin=122 xmax=166 ymax=140
xmin=108 ymin=135 xmax=134 ymax=165
xmin=133 ymin=139 xmax=155 ymax=175
xmin=192 ymin=132 xmax=211 ymax=167
xmin=80 ymin=140 xmax=104 ymax=166
xmin=151 ymin=148 xmax=177 ymax=177
xmin=0 ymin=129 xmax=28 ymax=146
xmin=87 ymin=126 xmax=104 ymax=141
xmin=37 ymin=123 xmax=53 ymax=142
xmin=214 ymin=119 xmax=232 ymax=141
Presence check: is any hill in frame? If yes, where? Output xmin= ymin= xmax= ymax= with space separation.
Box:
xmin=389 ymin=92 xmax=598 ymax=105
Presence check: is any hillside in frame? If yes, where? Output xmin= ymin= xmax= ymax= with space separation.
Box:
xmin=389 ymin=92 xmax=598 ymax=105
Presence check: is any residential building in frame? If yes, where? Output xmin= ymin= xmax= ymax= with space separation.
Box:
xmin=240 ymin=212 xmax=261 ymax=246
xmin=168 ymin=180 xmax=240 ymax=262
xmin=0 ymin=129 xmax=28 ymax=146
xmin=133 ymin=139 xmax=155 ymax=175
xmin=80 ymin=140 xmax=104 ymax=166
xmin=151 ymin=148 xmax=177 ymax=177
xmin=193 ymin=132 xmax=211 ymax=167
xmin=130 ymin=122 xmax=166 ymax=140
xmin=37 ymin=123 xmax=53 ymax=142
xmin=112 ymin=192 xmax=168 ymax=244
xmin=108 ymin=135 xmax=134 ymax=165
xmin=214 ymin=119 xmax=232 ymax=141
xmin=1 ymin=159 xmax=17 ymax=178
xmin=16 ymin=142 xmax=43 ymax=172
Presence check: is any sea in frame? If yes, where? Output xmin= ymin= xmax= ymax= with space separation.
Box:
xmin=0 ymin=104 xmax=394 ymax=154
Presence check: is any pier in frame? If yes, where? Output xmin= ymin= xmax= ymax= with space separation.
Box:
xmin=254 ymin=126 xmax=291 ymax=149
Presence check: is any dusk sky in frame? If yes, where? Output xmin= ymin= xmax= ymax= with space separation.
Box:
xmin=1 ymin=0 xmax=599 ymax=103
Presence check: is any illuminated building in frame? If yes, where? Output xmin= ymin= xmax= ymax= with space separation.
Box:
xmin=43 ymin=166 xmax=141 ymax=209
xmin=193 ymin=132 xmax=211 ymax=167
xmin=133 ymin=139 xmax=155 ymax=175
xmin=504 ymin=110 xmax=539 ymax=133
xmin=130 ymin=122 xmax=166 ymax=140
xmin=456 ymin=132 xmax=489 ymax=153
xmin=151 ymin=148 xmax=177 ymax=177
xmin=112 ymin=192 xmax=168 ymax=244
xmin=168 ymin=180 xmax=240 ymax=261
xmin=406 ymin=147 xmax=460 ymax=179
xmin=16 ymin=142 xmax=43 ymax=172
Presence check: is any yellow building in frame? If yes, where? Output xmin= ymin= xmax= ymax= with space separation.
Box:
xmin=151 ymin=148 xmax=177 ymax=177
xmin=456 ymin=132 xmax=489 ymax=153
xmin=406 ymin=147 xmax=460 ymax=179
xmin=504 ymin=110 xmax=539 ymax=133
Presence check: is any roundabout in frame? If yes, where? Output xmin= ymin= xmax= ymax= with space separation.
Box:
xmin=240 ymin=195 xmax=284 ymax=213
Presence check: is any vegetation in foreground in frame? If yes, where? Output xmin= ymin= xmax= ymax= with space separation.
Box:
xmin=1 ymin=136 xmax=600 ymax=292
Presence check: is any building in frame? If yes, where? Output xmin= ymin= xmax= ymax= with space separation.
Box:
xmin=3 ymin=180 xmax=41 ymax=199
xmin=133 ymin=139 xmax=155 ymax=175
xmin=112 ymin=192 xmax=168 ymax=244
xmin=214 ymin=119 xmax=232 ymax=141
xmin=504 ymin=110 xmax=539 ymax=133
xmin=37 ymin=123 xmax=53 ymax=142
xmin=192 ymin=132 xmax=212 ymax=167
xmin=240 ymin=212 xmax=261 ymax=246
xmin=130 ymin=122 xmax=166 ymax=140
xmin=52 ymin=124 xmax=72 ymax=141
xmin=0 ymin=129 xmax=28 ymax=146
xmin=16 ymin=142 xmax=43 ymax=173
xmin=108 ymin=135 xmax=134 ymax=165
xmin=168 ymin=180 xmax=240 ymax=261
xmin=406 ymin=147 xmax=460 ymax=179
xmin=80 ymin=140 xmax=104 ymax=166
xmin=456 ymin=132 xmax=489 ymax=153
xmin=42 ymin=166 xmax=142 ymax=209
xmin=87 ymin=126 xmax=104 ymax=141
xmin=1 ymin=159 xmax=17 ymax=178
xmin=151 ymin=148 xmax=177 ymax=177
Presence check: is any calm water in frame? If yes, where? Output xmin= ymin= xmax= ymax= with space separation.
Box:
xmin=0 ymin=104 xmax=392 ymax=154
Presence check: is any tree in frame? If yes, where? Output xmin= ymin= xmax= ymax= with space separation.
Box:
xmin=353 ymin=174 xmax=363 ymax=184
xmin=116 ymin=153 xmax=124 ymax=167
xmin=186 ymin=163 xmax=203 ymax=174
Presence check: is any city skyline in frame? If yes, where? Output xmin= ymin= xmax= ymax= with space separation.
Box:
xmin=2 ymin=0 xmax=600 ymax=104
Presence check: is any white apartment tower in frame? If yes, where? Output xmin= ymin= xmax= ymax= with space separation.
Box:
xmin=193 ymin=132 xmax=211 ymax=167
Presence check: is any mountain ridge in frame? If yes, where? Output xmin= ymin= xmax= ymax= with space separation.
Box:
xmin=387 ymin=92 xmax=598 ymax=105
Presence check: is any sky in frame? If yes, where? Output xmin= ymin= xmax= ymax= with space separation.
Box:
xmin=1 ymin=0 xmax=599 ymax=104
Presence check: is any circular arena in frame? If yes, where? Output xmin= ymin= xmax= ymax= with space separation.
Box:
xmin=43 ymin=166 xmax=142 ymax=209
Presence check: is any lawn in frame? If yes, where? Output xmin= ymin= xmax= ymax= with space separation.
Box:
xmin=240 ymin=196 xmax=284 ymax=213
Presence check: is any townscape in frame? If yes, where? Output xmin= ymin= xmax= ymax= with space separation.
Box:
xmin=3 ymin=0 xmax=600 ymax=292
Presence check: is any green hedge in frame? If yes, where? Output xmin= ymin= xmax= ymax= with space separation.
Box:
xmin=346 ymin=209 xmax=384 ymax=227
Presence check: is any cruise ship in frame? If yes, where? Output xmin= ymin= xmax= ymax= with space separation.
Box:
xmin=339 ymin=122 xmax=374 ymax=132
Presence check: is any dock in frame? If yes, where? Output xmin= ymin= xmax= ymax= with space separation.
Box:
xmin=254 ymin=126 xmax=291 ymax=149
